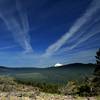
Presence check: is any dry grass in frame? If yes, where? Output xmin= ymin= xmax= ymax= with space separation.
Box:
xmin=36 ymin=93 xmax=97 ymax=100
xmin=0 ymin=92 xmax=99 ymax=100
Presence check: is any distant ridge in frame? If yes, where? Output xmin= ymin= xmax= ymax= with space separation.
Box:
xmin=0 ymin=63 xmax=96 ymax=74
xmin=50 ymin=63 xmax=96 ymax=68
xmin=0 ymin=63 xmax=96 ymax=69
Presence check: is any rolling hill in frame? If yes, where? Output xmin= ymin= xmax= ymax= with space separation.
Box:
xmin=0 ymin=63 xmax=96 ymax=85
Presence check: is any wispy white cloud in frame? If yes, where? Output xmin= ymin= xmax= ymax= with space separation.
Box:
xmin=0 ymin=45 xmax=16 ymax=50
xmin=0 ymin=0 xmax=33 ymax=53
xmin=0 ymin=47 xmax=97 ymax=67
xmin=58 ymin=23 xmax=100 ymax=54
xmin=62 ymin=49 xmax=97 ymax=64
xmin=68 ymin=15 xmax=100 ymax=43
xmin=44 ymin=0 xmax=100 ymax=57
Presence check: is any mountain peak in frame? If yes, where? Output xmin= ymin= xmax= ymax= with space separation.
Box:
xmin=54 ymin=63 xmax=63 ymax=67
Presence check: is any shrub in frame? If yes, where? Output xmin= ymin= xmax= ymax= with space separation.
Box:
xmin=77 ymin=84 xmax=91 ymax=96
xmin=15 ymin=79 xmax=60 ymax=94
xmin=0 ymin=76 xmax=40 ymax=95
xmin=59 ymin=80 xmax=78 ymax=95
xmin=0 ymin=76 xmax=17 ymax=92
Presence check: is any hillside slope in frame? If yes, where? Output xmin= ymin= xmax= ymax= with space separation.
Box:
xmin=0 ymin=63 xmax=96 ymax=84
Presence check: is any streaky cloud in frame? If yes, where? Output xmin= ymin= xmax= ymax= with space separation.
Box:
xmin=0 ymin=0 xmax=33 ymax=53
xmin=44 ymin=0 xmax=100 ymax=57
xmin=68 ymin=15 xmax=100 ymax=43
xmin=0 ymin=45 xmax=16 ymax=50
xmin=58 ymin=22 xmax=100 ymax=54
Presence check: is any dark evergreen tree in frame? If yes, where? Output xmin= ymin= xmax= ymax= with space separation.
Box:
xmin=92 ymin=48 xmax=100 ymax=95
xmin=94 ymin=48 xmax=100 ymax=76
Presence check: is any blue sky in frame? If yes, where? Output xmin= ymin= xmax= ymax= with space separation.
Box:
xmin=0 ymin=0 xmax=100 ymax=67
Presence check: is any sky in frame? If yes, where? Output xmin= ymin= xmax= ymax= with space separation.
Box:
xmin=0 ymin=0 xmax=100 ymax=67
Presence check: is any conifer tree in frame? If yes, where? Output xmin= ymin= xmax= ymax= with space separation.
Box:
xmin=94 ymin=48 xmax=100 ymax=76
xmin=93 ymin=48 xmax=100 ymax=95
